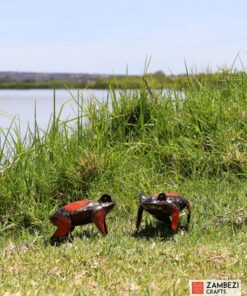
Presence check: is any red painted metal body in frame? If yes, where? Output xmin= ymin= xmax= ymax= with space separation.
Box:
xmin=50 ymin=195 xmax=115 ymax=243
xmin=135 ymin=192 xmax=191 ymax=234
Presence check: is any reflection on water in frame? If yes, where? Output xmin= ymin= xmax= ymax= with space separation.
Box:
xmin=0 ymin=89 xmax=109 ymax=135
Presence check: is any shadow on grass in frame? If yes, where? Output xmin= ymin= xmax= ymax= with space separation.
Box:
xmin=47 ymin=223 xmax=190 ymax=246
xmin=133 ymin=221 xmax=188 ymax=241
xmin=73 ymin=228 xmax=100 ymax=240
xmin=48 ymin=227 xmax=101 ymax=247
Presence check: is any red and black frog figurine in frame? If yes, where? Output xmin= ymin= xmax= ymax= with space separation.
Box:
xmin=135 ymin=192 xmax=191 ymax=235
xmin=50 ymin=194 xmax=116 ymax=244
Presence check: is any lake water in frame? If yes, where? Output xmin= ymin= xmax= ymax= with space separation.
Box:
xmin=0 ymin=89 xmax=109 ymax=135
xmin=0 ymin=88 xmax=178 ymax=146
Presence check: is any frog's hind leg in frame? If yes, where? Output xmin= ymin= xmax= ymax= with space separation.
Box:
xmin=50 ymin=210 xmax=72 ymax=242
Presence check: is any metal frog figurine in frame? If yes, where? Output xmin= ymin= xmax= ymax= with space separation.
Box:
xmin=135 ymin=192 xmax=191 ymax=234
xmin=50 ymin=194 xmax=116 ymax=243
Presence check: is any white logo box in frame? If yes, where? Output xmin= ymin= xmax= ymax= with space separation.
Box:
xmin=189 ymin=280 xmax=241 ymax=296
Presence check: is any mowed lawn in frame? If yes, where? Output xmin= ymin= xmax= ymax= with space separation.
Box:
xmin=1 ymin=179 xmax=246 ymax=295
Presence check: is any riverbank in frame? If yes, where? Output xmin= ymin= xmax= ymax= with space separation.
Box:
xmin=0 ymin=70 xmax=246 ymax=295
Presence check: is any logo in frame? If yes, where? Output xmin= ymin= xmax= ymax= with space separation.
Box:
xmin=192 ymin=282 xmax=204 ymax=294
xmin=189 ymin=280 xmax=241 ymax=296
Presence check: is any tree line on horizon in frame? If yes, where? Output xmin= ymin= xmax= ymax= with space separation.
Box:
xmin=0 ymin=70 xmax=245 ymax=90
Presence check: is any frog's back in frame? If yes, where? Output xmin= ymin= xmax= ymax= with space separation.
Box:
xmin=63 ymin=200 xmax=93 ymax=213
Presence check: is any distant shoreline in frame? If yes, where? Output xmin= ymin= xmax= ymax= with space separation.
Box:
xmin=0 ymin=71 xmax=243 ymax=90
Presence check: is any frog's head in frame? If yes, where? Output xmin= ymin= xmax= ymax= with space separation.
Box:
xmin=98 ymin=194 xmax=116 ymax=213
xmin=157 ymin=192 xmax=167 ymax=202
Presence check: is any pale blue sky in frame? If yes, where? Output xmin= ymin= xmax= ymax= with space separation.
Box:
xmin=0 ymin=0 xmax=246 ymax=74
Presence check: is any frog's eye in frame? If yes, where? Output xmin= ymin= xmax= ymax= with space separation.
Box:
xmin=157 ymin=192 xmax=167 ymax=201
xmin=99 ymin=194 xmax=112 ymax=203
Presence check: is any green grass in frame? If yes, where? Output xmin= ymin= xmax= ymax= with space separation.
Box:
xmin=0 ymin=179 xmax=246 ymax=295
xmin=0 ymin=69 xmax=247 ymax=295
